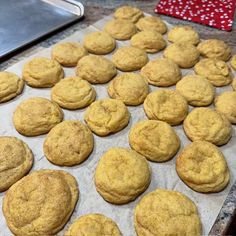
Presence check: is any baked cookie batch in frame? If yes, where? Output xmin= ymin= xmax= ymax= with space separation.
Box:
xmin=1 ymin=5 xmax=236 ymax=236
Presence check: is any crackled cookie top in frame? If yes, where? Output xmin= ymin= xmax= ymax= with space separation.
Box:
xmin=114 ymin=6 xmax=144 ymax=23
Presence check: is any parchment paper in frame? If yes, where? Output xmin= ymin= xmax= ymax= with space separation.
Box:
xmin=0 ymin=14 xmax=236 ymax=236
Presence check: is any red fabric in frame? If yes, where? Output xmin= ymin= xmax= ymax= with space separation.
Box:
xmin=155 ymin=0 xmax=236 ymax=31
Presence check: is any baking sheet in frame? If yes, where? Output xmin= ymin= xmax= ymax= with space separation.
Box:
xmin=0 ymin=14 xmax=236 ymax=235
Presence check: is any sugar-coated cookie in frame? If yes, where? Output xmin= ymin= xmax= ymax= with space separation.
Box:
xmin=114 ymin=6 xmax=144 ymax=23
xmin=230 ymin=54 xmax=236 ymax=70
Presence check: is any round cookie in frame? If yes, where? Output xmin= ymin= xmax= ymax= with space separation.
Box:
xmin=13 ymin=97 xmax=63 ymax=136
xmin=134 ymin=189 xmax=202 ymax=236
xmin=141 ymin=58 xmax=181 ymax=86
xmin=232 ymin=78 xmax=236 ymax=91
xmin=129 ymin=120 xmax=180 ymax=162
xmin=183 ymin=107 xmax=232 ymax=146
xmin=84 ymin=99 xmax=130 ymax=136
xmin=114 ymin=6 xmax=144 ymax=23
xmin=168 ymin=25 xmax=200 ymax=45
xmin=164 ymin=42 xmax=200 ymax=68
xmin=51 ymin=42 xmax=88 ymax=67
xmin=197 ymin=39 xmax=231 ymax=61
xmin=176 ymin=141 xmax=230 ymax=193
xmin=104 ymin=19 xmax=137 ymax=40
xmin=215 ymin=91 xmax=236 ymax=124
xmin=143 ymin=89 xmax=188 ymax=125
xmin=0 ymin=71 xmax=24 ymax=103
xmin=194 ymin=58 xmax=232 ymax=86
xmin=176 ymin=74 xmax=215 ymax=106
xmin=107 ymin=73 xmax=149 ymax=105
xmin=136 ymin=16 xmax=167 ymax=34
xmin=64 ymin=214 xmax=122 ymax=236
xmin=95 ymin=147 xmax=151 ymax=204
xmin=0 ymin=137 xmax=33 ymax=192
xmin=230 ymin=54 xmax=236 ymax=70
xmin=112 ymin=46 xmax=148 ymax=71
xmin=44 ymin=120 xmax=94 ymax=166
xmin=76 ymin=55 xmax=117 ymax=84
xmin=83 ymin=31 xmax=116 ymax=55
xmin=22 ymin=57 xmax=64 ymax=88
xmin=51 ymin=76 xmax=96 ymax=110
xmin=3 ymin=169 xmax=78 ymax=236
xmin=130 ymin=30 xmax=166 ymax=53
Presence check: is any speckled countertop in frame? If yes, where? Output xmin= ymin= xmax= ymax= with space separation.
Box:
xmin=1 ymin=1 xmax=236 ymax=235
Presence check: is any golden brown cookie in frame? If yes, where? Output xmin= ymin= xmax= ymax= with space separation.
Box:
xmin=3 ymin=169 xmax=78 ymax=236
xmin=76 ymin=55 xmax=117 ymax=84
xmin=215 ymin=91 xmax=236 ymax=124
xmin=114 ymin=6 xmax=144 ymax=23
xmin=230 ymin=54 xmax=236 ymax=70
xmin=136 ymin=16 xmax=167 ymax=34
xmin=141 ymin=58 xmax=181 ymax=86
xmin=51 ymin=76 xmax=96 ymax=110
xmin=84 ymin=99 xmax=130 ymax=136
xmin=44 ymin=120 xmax=94 ymax=166
xmin=0 ymin=71 xmax=24 ymax=103
xmin=163 ymin=42 xmax=200 ymax=68
xmin=176 ymin=141 xmax=230 ymax=193
xmin=107 ymin=73 xmax=149 ymax=105
xmin=143 ymin=89 xmax=188 ymax=125
xmin=232 ymin=78 xmax=236 ymax=91
xmin=22 ymin=57 xmax=64 ymax=88
xmin=197 ymin=39 xmax=231 ymax=61
xmin=83 ymin=31 xmax=116 ymax=54
xmin=183 ymin=107 xmax=232 ymax=146
xmin=95 ymin=147 xmax=151 ymax=204
xmin=0 ymin=137 xmax=33 ymax=192
xmin=134 ymin=189 xmax=202 ymax=236
xmin=168 ymin=25 xmax=200 ymax=45
xmin=13 ymin=97 xmax=63 ymax=136
xmin=104 ymin=19 xmax=137 ymax=40
xmin=51 ymin=42 xmax=88 ymax=67
xmin=194 ymin=58 xmax=232 ymax=86
xmin=112 ymin=46 xmax=148 ymax=71
xmin=129 ymin=120 xmax=180 ymax=162
xmin=130 ymin=30 xmax=166 ymax=53
xmin=64 ymin=214 xmax=122 ymax=236
xmin=176 ymin=74 xmax=215 ymax=106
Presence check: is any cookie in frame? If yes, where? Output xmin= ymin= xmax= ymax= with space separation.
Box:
xmin=51 ymin=76 xmax=96 ymax=110
xmin=215 ymin=91 xmax=236 ymax=124
xmin=164 ymin=42 xmax=200 ymax=68
xmin=176 ymin=141 xmax=230 ymax=193
xmin=104 ymin=19 xmax=137 ymax=40
xmin=22 ymin=57 xmax=64 ymax=88
xmin=107 ymin=73 xmax=149 ymax=105
xmin=64 ymin=214 xmax=122 ymax=236
xmin=13 ymin=97 xmax=63 ymax=136
xmin=194 ymin=58 xmax=232 ymax=86
xmin=168 ymin=25 xmax=200 ymax=45
xmin=83 ymin=31 xmax=116 ymax=55
xmin=232 ymin=78 xmax=236 ymax=91
xmin=95 ymin=147 xmax=151 ymax=204
xmin=130 ymin=30 xmax=166 ymax=53
xmin=0 ymin=137 xmax=33 ymax=192
xmin=0 ymin=71 xmax=24 ymax=103
xmin=114 ymin=6 xmax=144 ymax=23
xmin=230 ymin=54 xmax=236 ymax=70
xmin=51 ymin=42 xmax=88 ymax=67
xmin=141 ymin=58 xmax=181 ymax=86
xmin=143 ymin=89 xmax=188 ymax=125
xmin=136 ymin=16 xmax=167 ymax=34
xmin=3 ymin=169 xmax=78 ymax=236
xmin=183 ymin=107 xmax=232 ymax=146
xmin=197 ymin=39 xmax=231 ymax=61
xmin=76 ymin=55 xmax=117 ymax=84
xmin=44 ymin=120 xmax=94 ymax=166
xmin=112 ymin=46 xmax=148 ymax=71
xmin=176 ymin=74 xmax=215 ymax=106
xmin=134 ymin=189 xmax=202 ymax=236
xmin=129 ymin=120 xmax=180 ymax=162
xmin=84 ymin=99 xmax=130 ymax=136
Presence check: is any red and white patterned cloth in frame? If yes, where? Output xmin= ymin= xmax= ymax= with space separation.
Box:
xmin=155 ymin=0 xmax=236 ymax=31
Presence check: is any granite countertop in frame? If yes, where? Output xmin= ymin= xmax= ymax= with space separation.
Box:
xmin=1 ymin=0 xmax=236 ymax=235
